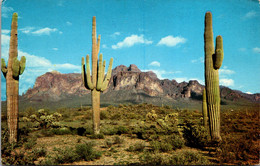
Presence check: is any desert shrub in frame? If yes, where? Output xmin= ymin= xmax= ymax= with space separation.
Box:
xmin=163 ymin=134 xmax=185 ymax=150
xmin=102 ymin=127 xmax=117 ymax=135
xmin=50 ymin=146 xmax=79 ymax=164
xmin=150 ymin=140 xmax=173 ymax=152
xmin=127 ymin=142 xmax=146 ymax=152
xmin=104 ymin=138 xmax=114 ymax=148
xmin=40 ymin=129 xmax=55 ymax=137
xmin=75 ymin=143 xmax=102 ymax=161
xmin=116 ymin=125 xmax=129 ymax=135
xmin=113 ymin=135 xmax=124 ymax=145
xmin=139 ymin=152 xmax=169 ymax=165
xmin=22 ymin=109 xmax=62 ymax=129
xmin=88 ymin=133 xmax=104 ymax=139
xmin=183 ymin=119 xmax=210 ymax=149
xmin=52 ymin=127 xmax=72 ymax=135
xmin=2 ymin=149 xmax=38 ymax=165
xmin=217 ymin=132 xmax=259 ymax=165
xmin=32 ymin=146 xmax=47 ymax=157
xmin=100 ymin=110 xmax=109 ymax=120
xmin=169 ymin=149 xmax=210 ymax=165
xmin=24 ymin=137 xmax=37 ymax=150
xmin=139 ymin=150 xmax=209 ymax=165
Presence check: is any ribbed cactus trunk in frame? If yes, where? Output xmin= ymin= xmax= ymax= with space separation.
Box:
xmin=81 ymin=16 xmax=113 ymax=134
xmin=202 ymin=88 xmax=208 ymax=127
xmin=204 ymin=12 xmax=223 ymax=142
xmin=1 ymin=13 xmax=26 ymax=143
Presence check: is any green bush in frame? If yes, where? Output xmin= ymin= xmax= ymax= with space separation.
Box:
xmin=116 ymin=126 xmax=129 ymax=135
xmin=150 ymin=141 xmax=173 ymax=152
xmin=75 ymin=143 xmax=102 ymax=161
xmin=183 ymin=119 xmax=210 ymax=149
xmin=139 ymin=150 xmax=209 ymax=165
xmin=163 ymin=134 xmax=185 ymax=150
xmin=50 ymin=146 xmax=79 ymax=164
xmin=127 ymin=142 xmax=146 ymax=152
xmin=88 ymin=133 xmax=104 ymax=139
xmin=113 ymin=136 xmax=124 ymax=145
xmin=24 ymin=137 xmax=37 ymax=150
xmin=32 ymin=146 xmax=47 ymax=157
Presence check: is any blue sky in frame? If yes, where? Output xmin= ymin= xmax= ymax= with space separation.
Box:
xmin=1 ymin=0 xmax=260 ymax=100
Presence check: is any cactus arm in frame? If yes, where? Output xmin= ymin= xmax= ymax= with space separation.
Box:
xmin=1 ymin=58 xmax=8 ymax=77
xmin=96 ymin=54 xmax=104 ymax=90
xmin=101 ymin=58 xmax=113 ymax=91
xmin=86 ymin=55 xmax=94 ymax=90
xmin=102 ymin=60 xmax=106 ymax=82
xmin=12 ymin=57 xmax=20 ymax=78
xmin=213 ymin=35 xmax=224 ymax=69
xmin=19 ymin=56 xmax=26 ymax=75
xmin=81 ymin=57 xmax=88 ymax=88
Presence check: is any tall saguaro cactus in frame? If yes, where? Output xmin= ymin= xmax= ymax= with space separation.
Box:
xmin=1 ymin=13 xmax=26 ymax=143
xmin=204 ymin=12 xmax=223 ymax=142
xmin=81 ymin=16 xmax=113 ymax=134
xmin=202 ymin=88 xmax=208 ymax=127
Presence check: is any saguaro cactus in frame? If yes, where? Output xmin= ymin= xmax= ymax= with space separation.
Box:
xmin=204 ymin=12 xmax=224 ymax=142
xmin=1 ymin=13 xmax=26 ymax=143
xmin=81 ymin=16 xmax=113 ymax=134
xmin=202 ymin=88 xmax=208 ymax=127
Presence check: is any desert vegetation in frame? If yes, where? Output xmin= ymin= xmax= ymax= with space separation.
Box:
xmin=1 ymin=103 xmax=259 ymax=165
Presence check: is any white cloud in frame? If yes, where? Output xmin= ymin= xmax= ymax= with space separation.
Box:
xmin=253 ymin=47 xmax=260 ymax=53
xmin=142 ymin=69 xmax=181 ymax=80
xmin=102 ymin=44 xmax=108 ymax=49
xmin=66 ymin=21 xmax=72 ymax=26
xmin=111 ymin=32 xmax=121 ymax=37
xmin=157 ymin=35 xmax=186 ymax=47
xmin=19 ymin=27 xmax=35 ymax=34
xmin=112 ymin=34 xmax=152 ymax=49
xmin=219 ymin=68 xmax=235 ymax=75
xmin=149 ymin=61 xmax=160 ymax=67
xmin=220 ymin=78 xmax=234 ymax=86
xmin=246 ymin=92 xmax=253 ymax=94
xmin=53 ymin=48 xmax=59 ymax=51
xmin=242 ymin=11 xmax=257 ymax=19
xmin=191 ymin=57 xmax=204 ymax=63
xmin=31 ymin=28 xmax=58 ymax=35
xmin=175 ymin=77 xmax=188 ymax=83
xmin=2 ymin=29 xmax=10 ymax=34
xmin=2 ymin=6 xmax=14 ymax=18
xmin=1 ymin=34 xmax=10 ymax=46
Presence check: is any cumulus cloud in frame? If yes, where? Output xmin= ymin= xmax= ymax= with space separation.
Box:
xmin=111 ymin=32 xmax=121 ymax=37
xmin=112 ymin=34 xmax=152 ymax=49
xmin=253 ymin=47 xmax=260 ymax=53
xmin=219 ymin=68 xmax=235 ymax=75
xmin=191 ymin=57 xmax=204 ymax=63
xmin=53 ymin=48 xmax=59 ymax=51
xmin=66 ymin=21 xmax=72 ymax=26
xmin=242 ymin=11 xmax=257 ymax=19
xmin=220 ymin=78 xmax=234 ymax=86
xmin=149 ymin=61 xmax=160 ymax=67
xmin=19 ymin=27 xmax=62 ymax=35
xmin=157 ymin=35 xmax=186 ymax=47
xmin=2 ymin=6 xmax=14 ymax=18
xmin=246 ymin=92 xmax=253 ymax=94
xmin=142 ymin=69 xmax=181 ymax=80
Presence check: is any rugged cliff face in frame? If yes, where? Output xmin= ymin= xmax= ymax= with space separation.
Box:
xmin=23 ymin=65 xmax=260 ymax=103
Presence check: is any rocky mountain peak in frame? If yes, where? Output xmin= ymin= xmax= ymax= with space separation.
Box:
xmin=127 ymin=64 xmax=141 ymax=72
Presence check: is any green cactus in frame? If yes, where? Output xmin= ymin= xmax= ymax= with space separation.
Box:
xmin=202 ymin=88 xmax=208 ymax=127
xmin=1 ymin=13 xmax=26 ymax=143
xmin=82 ymin=16 xmax=113 ymax=134
xmin=204 ymin=12 xmax=223 ymax=142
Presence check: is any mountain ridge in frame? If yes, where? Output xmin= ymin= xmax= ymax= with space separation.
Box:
xmin=22 ymin=64 xmax=260 ymax=103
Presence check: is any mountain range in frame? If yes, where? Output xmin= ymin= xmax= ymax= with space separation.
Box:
xmin=22 ymin=64 xmax=260 ymax=107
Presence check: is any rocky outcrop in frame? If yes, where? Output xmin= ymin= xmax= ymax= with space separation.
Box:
xmin=23 ymin=64 xmax=259 ymax=103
